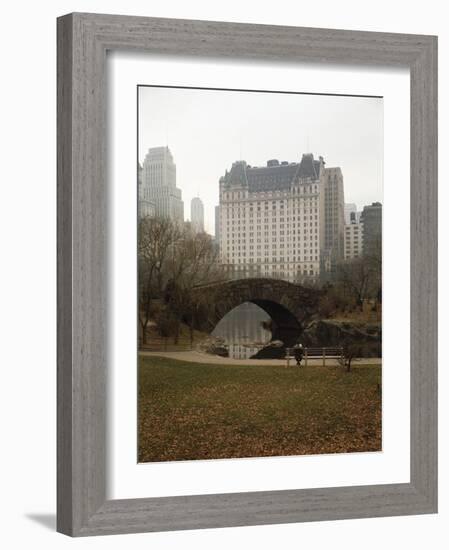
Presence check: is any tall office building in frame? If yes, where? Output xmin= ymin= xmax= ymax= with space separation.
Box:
xmin=321 ymin=166 xmax=345 ymax=273
xmin=141 ymin=146 xmax=184 ymax=222
xmin=190 ymin=197 xmax=205 ymax=233
xmin=218 ymin=153 xmax=344 ymax=282
xmin=360 ymin=202 xmax=382 ymax=257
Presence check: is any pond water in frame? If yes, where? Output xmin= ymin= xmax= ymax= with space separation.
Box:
xmin=212 ymin=302 xmax=272 ymax=359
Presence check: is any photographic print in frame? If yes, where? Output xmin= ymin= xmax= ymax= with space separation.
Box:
xmin=138 ymin=85 xmax=382 ymax=463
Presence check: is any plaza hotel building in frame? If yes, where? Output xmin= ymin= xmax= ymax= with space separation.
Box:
xmin=218 ymin=153 xmax=345 ymax=282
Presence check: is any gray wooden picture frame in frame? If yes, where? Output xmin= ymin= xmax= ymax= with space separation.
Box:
xmin=57 ymin=12 xmax=438 ymax=537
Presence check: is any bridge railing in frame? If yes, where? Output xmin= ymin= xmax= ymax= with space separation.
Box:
xmin=191 ymin=279 xmax=235 ymax=289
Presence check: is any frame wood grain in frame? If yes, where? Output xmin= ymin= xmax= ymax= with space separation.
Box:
xmin=57 ymin=12 xmax=438 ymax=536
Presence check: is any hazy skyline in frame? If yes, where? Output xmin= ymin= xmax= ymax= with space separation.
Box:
xmin=139 ymin=86 xmax=383 ymax=235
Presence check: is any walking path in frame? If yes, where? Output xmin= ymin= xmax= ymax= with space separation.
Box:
xmin=139 ymin=350 xmax=382 ymax=367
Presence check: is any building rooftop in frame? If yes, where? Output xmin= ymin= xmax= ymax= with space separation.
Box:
xmin=143 ymin=145 xmax=174 ymax=163
xmin=220 ymin=154 xmax=323 ymax=192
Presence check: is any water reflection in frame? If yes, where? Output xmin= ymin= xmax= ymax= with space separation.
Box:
xmin=227 ymin=343 xmax=266 ymax=360
xmin=212 ymin=302 xmax=271 ymax=359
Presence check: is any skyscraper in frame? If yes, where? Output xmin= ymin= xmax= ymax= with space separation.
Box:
xmin=321 ymin=166 xmax=345 ymax=273
xmin=141 ymin=146 xmax=184 ymax=222
xmin=190 ymin=197 xmax=205 ymax=233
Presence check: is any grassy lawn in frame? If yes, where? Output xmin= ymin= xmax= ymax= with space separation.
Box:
xmin=138 ymin=356 xmax=382 ymax=462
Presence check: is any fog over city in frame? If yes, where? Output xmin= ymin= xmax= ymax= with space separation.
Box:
xmin=138 ymin=86 xmax=383 ymax=235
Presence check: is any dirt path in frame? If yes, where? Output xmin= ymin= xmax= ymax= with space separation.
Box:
xmin=139 ymin=350 xmax=381 ymax=367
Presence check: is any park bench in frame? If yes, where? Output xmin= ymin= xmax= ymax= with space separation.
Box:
xmin=286 ymin=346 xmax=343 ymax=367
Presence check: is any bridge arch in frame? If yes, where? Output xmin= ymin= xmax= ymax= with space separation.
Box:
xmin=191 ymin=278 xmax=322 ymax=347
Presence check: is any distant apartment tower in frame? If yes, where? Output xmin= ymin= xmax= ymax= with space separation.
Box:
xmin=321 ymin=166 xmax=345 ymax=274
xmin=345 ymin=203 xmax=362 ymax=224
xmin=344 ymin=211 xmax=364 ymax=260
xmin=344 ymin=203 xmax=357 ymax=224
xmin=190 ymin=197 xmax=205 ymax=233
xmin=141 ymin=146 xmax=184 ymax=222
xmin=219 ymin=153 xmax=344 ymax=282
xmin=361 ymin=202 xmax=382 ymax=256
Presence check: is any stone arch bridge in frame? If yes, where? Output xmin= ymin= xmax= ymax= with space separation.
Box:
xmin=190 ymin=278 xmax=323 ymax=347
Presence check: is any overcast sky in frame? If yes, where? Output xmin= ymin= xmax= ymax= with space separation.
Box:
xmin=139 ymin=86 xmax=383 ymax=235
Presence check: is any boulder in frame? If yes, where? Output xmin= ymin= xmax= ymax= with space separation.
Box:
xmin=251 ymin=340 xmax=286 ymax=359
xmin=196 ymin=336 xmax=229 ymax=357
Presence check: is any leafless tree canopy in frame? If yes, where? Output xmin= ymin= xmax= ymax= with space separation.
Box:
xmin=138 ymin=217 xmax=225 ymax=343
xmin=335 ymin=236 xmax=382 ymax=306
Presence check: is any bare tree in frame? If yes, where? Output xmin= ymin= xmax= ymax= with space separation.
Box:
xmin=153 ymin=308 xmax=179 ymax=351
xmin=336 ymin=257 xmax=377 ymax=308
xmin=164 ymin=228 xmax=225 ymax=342
xmin=138 ymin=217 xmax=181 ymax=344
xmin=339 ymin=340 xmax=363 ymax=372
xmin=138 ymin=218 xmax=225 ymax=347
xmin=169 ymin=228 xmax=223 ymax=289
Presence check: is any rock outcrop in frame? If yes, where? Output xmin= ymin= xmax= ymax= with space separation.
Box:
xmin=253 ymin=320 xmax=381 ymax=359
xmin=196 ymin=336 xmax=229 ymax=357
xmin=300 ymin=320 xmax=381 ymax=357
xmin=251 ymin=340 xmax=285 ymax=359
